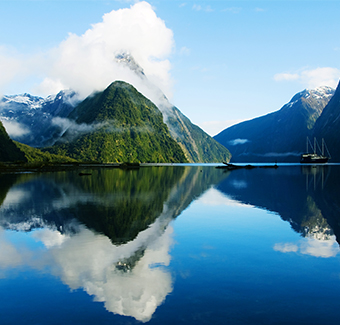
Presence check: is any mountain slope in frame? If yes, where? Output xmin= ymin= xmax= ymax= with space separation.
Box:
xmin=313 ymin=81 xmax=340 ymax=162
xmin=14 ymin=142 xmax=77 ymax=163
xmin=214 ymin=86 xmax=334 ymax=162
xmin=160 ymin=104 xmax=231 ymax=162
xmin=46 ymin=81 xmax=187 ymax=163
xmin=0 ymin=120 xmax=27 ymax=162
xmin=115 ymin=52 xmax=231 ymax=163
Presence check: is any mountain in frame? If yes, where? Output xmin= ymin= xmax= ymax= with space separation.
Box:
xmin=162 ymin=104 xmax=231 ymax=162
xmin=0 ymin=120 xmax=27 ymax=162
xmin=45 ymin=81 xmax=187 ymax=163
xmin=0 ymin=90 xmax=78 ymax=147
xmin=115 ymin=52 xmax=231 ymax=163
xmin=214 ymin=86 xmax=334 ymax=162
xmin=0 ymin=53 xmax=230 ymax=163
xmin=313 ymin=81 xmax=340 ymax=162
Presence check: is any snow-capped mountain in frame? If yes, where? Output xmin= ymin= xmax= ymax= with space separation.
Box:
xmin=286 ymin=86 xmax=334 ymax=110
xmin=214 ymin=86 xmax=335 ymax=163
xmin=115 ymin=52 xmax=145 ymax=78
xmin=0 ymin=90 xmax=79 ymax=147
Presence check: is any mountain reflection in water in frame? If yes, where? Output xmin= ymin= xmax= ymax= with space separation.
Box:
xmin=0 ymin=166 xmax=227 ymax=322
xmin=217 ymin=164 xmax=340 ymax=257
xmin=1 ymin=165 xmax=340 ymax=323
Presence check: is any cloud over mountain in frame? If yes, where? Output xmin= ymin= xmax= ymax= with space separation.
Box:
xmin=274 ymin=67 xmax=340 ymax=89
xmin=1 ymin=2 xmax=175 ymax=101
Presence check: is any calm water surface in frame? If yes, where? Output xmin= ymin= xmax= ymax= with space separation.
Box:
xmin=0 ymin=165 xmax=340 ymax=324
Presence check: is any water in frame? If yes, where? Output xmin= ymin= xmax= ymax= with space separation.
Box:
xmin=0 ymin=165 xmax=340 ymax=324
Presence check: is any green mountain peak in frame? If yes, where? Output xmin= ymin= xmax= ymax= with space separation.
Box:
xmin=46 ymin=81 xmax=188 ymax=163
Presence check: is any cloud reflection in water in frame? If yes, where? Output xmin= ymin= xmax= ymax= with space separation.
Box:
xmin=274 ymin=236 xmax=340 ymax=258
xmin=0 ymin=216 xmax=174 ymax=322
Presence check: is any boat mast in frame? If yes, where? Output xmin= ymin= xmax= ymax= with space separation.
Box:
xmin=314 ymin=137 xmax=316 ymax=154
xmin=306 ymin=137 xmax=309 ymax=154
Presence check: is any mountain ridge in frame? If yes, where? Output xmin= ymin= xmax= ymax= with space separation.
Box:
xmin=214 ymin=85 xmax=335 ymax=162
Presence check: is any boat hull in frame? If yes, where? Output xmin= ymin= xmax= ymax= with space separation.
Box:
xmin=300 ymin=154 xmax=329 ymax=164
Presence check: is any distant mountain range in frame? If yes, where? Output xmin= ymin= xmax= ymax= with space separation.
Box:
xmin=0 ymin=90 xmax=77 ymax=147
xmin=214 ymin=85 xmax=337 ymax=162
xmin=0 ymin=54 xmax=230 ymax=163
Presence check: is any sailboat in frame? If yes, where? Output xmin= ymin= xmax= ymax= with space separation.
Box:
xmin=300 ymin=137 xmax=331 ymax=163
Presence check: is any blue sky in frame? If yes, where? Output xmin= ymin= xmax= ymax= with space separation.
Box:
xmin=0 ymin=0 xmax=339 ymax=136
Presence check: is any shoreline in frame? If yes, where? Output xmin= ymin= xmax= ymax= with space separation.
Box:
xmin=1 ymin=161 xmax=338 ymax=174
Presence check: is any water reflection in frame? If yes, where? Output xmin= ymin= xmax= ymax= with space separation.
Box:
xmin=0 ymin=166 xmax=227 ymax=322
xmin=216 ymin=165 xmax=340 ymax=255
xmin=273 ymin=237 xmax=340 ymax=258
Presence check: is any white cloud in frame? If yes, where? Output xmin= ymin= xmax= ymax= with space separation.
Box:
xmin=51 ymin=117 xmax=104 ymax=138
xmin=179 ymin=46 xmax=191 ymax=56
xmin=274 ymin=72 xmax=299 ymax=82
xmin=43 ymin=1 xmax=174 ymax=99
xmin=273 ymin=243 xmax=298 ymax=253
xmin=0 ymin=47 xmax=23 ymax=96
xmin=229 ymin=138 xmax=249 ymax=146
xmin=192 ymin=4 xmax=213 ymax=12
xmin=274 ymin=67 xmax=340 ymax=89
xmin=0 ymin=120 xmax=30 ymax=137
xmin=192 ymin=4 xmax=202 ymax=11
xmin=36 ymin=78 xmax=66 ymax=97
xmin=0 ymin=2 xmax=175 ymax=102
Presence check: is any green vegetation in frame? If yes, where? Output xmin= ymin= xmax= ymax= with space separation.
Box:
xmin=67 ymin=167 xmax=186 ymax=243
xmin=167 ymin=106 xmax=231 ymax=162
xmin=46 ymin=81 xmax=188 ymax=163
xmin=14 ymin=141 xmax=77 ymax=163
xmin=0 ymin=121 xmax=27 ymax=162
xmin=1 ymin=120 xmax=77 ymax=166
